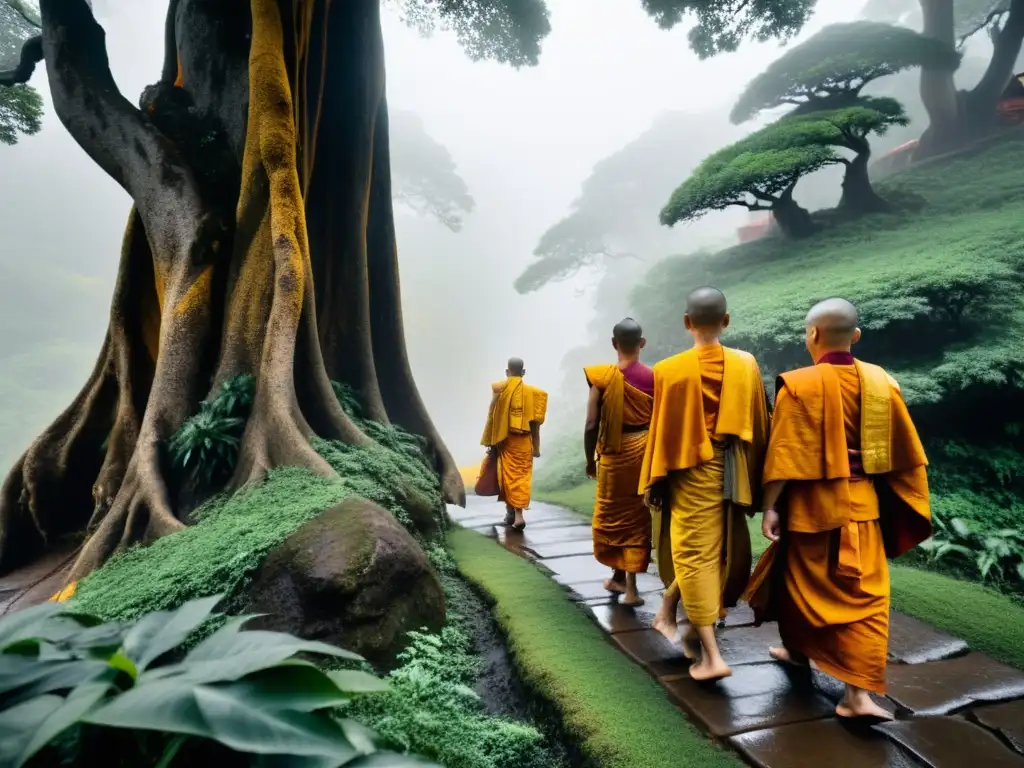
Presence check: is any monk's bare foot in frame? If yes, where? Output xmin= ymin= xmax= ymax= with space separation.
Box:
xmin=769 ymin=646 xmax=809 ymax=667
xmin=504 ymin=509 xmax=515 ymax=526
xmin=513 ymin=511 xmax=526 ymax=530
xmin=690 ymin=657 xmax=732 ymax=682
xmin=622 ymin=593 xmax=645 ymax=607
xmin=836 ymin=689 xmax=894 ymax=720
xmin=603 ymin=578 xmax=626 ymax=594
xmin=652 ymin=614 xmax=677 ymax=643
xmin=680 ymin=625 xmax=701 ymax=660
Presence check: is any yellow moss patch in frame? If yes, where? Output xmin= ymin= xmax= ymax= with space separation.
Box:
xmin=48 ymin=581 xmax=77 ymax=602
xmin=173 ymin=264 xmax=213 ymax=318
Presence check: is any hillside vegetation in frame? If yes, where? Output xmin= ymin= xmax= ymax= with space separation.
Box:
xmin=540 ymin=128 xmax=1024 ymax=596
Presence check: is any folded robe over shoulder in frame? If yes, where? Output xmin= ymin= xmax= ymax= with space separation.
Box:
xmin=743 ymin=358 xmax=930 ymax=693
xmin=585 ymin=363 xmax=654 ymax=574
xmin=481 ymin=377 xmax=548 ymax=510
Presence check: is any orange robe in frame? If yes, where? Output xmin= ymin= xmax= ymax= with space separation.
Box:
xmin=480 ymin=377 xmax=548 ymax=510
xmin=585 ymin=364 xmax=654 ymax=574
xmin=640 ymin=345 xmax=770 ymax=627
xmin=744 ymin=359 xmax=930 ymax=693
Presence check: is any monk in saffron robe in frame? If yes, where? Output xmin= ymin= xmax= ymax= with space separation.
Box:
xmin=640 ymin=287 xmax=769 ymax=681
xmin=584 ymin=318 xmax=655 ymax=606
xmin=745 ymin=298 xmax=930 ymax=719
xmin=480 ymin=357 xmax=549 ymax=530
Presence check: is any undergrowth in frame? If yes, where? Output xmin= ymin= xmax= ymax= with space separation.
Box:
xmin=342 ymin=547 xmax=557 ymax=768
xmin=71 ymin=382 xmax=443 ymax=623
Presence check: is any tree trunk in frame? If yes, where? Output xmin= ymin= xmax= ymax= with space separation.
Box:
xmin=839 ymin=146 xmax=890 ymax=215
xmin=770 ymin=184 xmax=817 ymax=239
xmin=0 ymin=0 xmax=465 ymax=580
xmin=918 ymin=0 xmax=1024 ymax=159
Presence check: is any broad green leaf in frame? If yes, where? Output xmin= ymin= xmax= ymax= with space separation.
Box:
xmin=345 ymin=754 xmax=440 ymax=767
xmin=18 ymin=680 xmax=113 ymax=765
xmin=183 ymin=614 xmax=264 ymax=662
xmin=327 ymin=670 xmax=389 ymax=694
xmin=224 ymin=662 xmax=353 ymax=712
xmin=154 ymin=735 xmax=188 ymax=768
xmin=0 ymin=655 xmax=109 ymax=702
xmin=254 ymin=755 xmax=353 ymax=768
xmin=0 ymin=695 xmax=62 ymax=768
xmin=123 ymin=594 xmax=223 ymax=671
xmin=0 ymin=603 xmax=62 ymax=649
xmin=83 ymin=679 xmax=212 ymax=739
xmin=338 ymin=719 xmax=378 ymax=755
xmin=950 ymin=518 xmax=972 ymax=537
xmin=151 ymin=631 xmax=360 ymax=684
xmin=193 ymin=685 xmax=359 ymax=757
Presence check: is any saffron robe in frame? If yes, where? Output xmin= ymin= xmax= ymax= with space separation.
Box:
xmin=481 ymin=376 xmax=548 ymax=510
xmin=743 ymin=358 xmax=930 ymax=693
xmin=640 ymin=345 xmax=770 ymax=626
xmin=585 ymin=362 xmax=654 ymax=574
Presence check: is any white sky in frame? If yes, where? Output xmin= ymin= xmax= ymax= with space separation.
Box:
xmin=0 ymin=0 xmax=866 ymax=465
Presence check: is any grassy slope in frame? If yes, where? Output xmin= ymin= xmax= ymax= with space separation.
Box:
xmin=447 ymin=527 xmax=740 ymax=768
xmin=537 ymin=485 xmax=1024 ymax=669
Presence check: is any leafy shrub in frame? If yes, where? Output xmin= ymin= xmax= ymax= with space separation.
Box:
xmin=342 ymin=562 xmax=553 ymax=768
xmin=916 ymin=511 xmax=1024 ymax=594
xmin=0 ymin=595 xmax=435 ymax=767
xmin=167 ymin=375 xmax=256 ymax=489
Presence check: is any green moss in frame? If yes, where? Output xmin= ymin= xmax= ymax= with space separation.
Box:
xmin=344 ymin=553 xmax=558 ymax=768
xmin=891 ymin=564 xmax=1024 ymax=669
xmin=448 ymin=527 xmax=741 ymax=768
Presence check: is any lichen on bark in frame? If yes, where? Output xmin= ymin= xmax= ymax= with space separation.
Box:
xmin=0 ymin=0 xmax=465 ymax=583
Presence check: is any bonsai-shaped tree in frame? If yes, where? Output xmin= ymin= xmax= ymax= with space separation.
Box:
xmin=731 ymin=21 xmax=960 ymax=124
xmin=660 ymin=121 xmax=841 ymax=239
xmin=0 ymin=0 xmax=828 ymax=583
xmin=786 ymin=96 xmax=911 ymax=213
xmin=918 ymin=0 xmax=1024 ymax=156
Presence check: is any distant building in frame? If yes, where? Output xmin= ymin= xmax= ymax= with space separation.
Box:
xmin=737 ymin=211 xmax=775 ymax=243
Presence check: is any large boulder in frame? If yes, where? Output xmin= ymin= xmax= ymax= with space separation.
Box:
xmin=244 ymin=496 xmax=445 ymax=665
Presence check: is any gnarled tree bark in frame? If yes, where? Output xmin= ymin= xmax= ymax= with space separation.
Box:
xmin=0 ymin=0 xmax=465 ymax=582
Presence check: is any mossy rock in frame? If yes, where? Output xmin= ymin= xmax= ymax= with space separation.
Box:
xmin=243 ymin=496 xmax=445 ymax=664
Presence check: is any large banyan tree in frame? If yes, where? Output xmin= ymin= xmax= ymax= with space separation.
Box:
xmin=0 ymin=0 xmax=819 ymax=582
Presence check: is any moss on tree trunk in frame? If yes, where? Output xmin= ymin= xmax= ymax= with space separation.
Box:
xmin=0 ymin=0 xmax=464 ymax=581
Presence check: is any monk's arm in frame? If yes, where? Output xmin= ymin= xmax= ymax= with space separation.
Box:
xmin=761 ymin=481 xmax=787 ymax=541
xmin=531 ymin=421 xmax=542 ymax=457
xmin=584 ymin=385 xmax=600 ymax=476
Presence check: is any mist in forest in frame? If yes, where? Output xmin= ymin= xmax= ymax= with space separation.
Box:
xmin=0 ymin=0 xmax=975 ymax=470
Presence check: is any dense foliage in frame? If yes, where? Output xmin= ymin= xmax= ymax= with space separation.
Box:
xmin=0 ymin=82 xmax=40 ymax=144
xmin=730 ymin=22 xmax=960 ymax=124
xmin=0 ymin=596 xmax=432 ymax=767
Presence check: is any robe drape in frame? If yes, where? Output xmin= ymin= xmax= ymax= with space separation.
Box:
xmin=480 ymin=376 xmax=548 ymax=511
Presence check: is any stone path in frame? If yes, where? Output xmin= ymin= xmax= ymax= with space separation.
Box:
xmin=448 ymin=496 xmax=1024 ymax=768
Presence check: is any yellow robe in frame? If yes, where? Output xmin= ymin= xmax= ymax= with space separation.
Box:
xmin=743 ymin=359 xmax=930 ymax=693
xmin=639 ymin=345 xmax=770 ymax=627
xmin=585 ymin=364 xmax=654 ymax=574
xmin=481 ymin=376 xmax=548 ymax=510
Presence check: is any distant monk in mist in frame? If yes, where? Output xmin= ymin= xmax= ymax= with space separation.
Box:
xmin=584 ymin=318 xmax=655 ymax=606
xmin=744 ymin=298 xmax=931 ymax=719
xmin=640 ymin=287 xmax=769 ymax=681
xmin=480 ymin=357 xmax=548 ymax=530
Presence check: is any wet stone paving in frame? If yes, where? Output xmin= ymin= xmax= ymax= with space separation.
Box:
xmin=449 ymin=496 xmax=1024 ymax=768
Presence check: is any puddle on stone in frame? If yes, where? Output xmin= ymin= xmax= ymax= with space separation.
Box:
xmin=730 ymin=717 xmax=919 ymax=768
xmin=887 ymin=612 xmax=969 ymax=665
xmin=886 ymin=653 xmax=1024 ymax=716
xmin=969 ymin=699 xmax=1024 ymax=755
xmin=878 ymin=716 xmax=1024 ymax=767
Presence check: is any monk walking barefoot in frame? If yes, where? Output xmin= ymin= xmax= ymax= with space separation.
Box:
xmin=745 ymin=298 xmax=931 ymax=721
xmin=639 ymin=288 xmax=770 ymax=681
xmin=585 ymin=319 xmax=655 ymax=609
xmin=480 ymin=358 xmax=548 ymax=530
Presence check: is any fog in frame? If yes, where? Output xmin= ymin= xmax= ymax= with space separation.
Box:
xmin=1 ymin=0 xmax=873 ymax=472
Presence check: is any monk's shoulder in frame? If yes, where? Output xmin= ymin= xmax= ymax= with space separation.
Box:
xmin=855 ymin=359 xmax=903 ymax=395
xmin=583 ymin=363 xmax=617 ymax=389
xmin=723 ymin=346 xmax=760 ymax=374
xmin=653 ymin=350 xmax=696 ymax=382
xmin=776 ymin=364 xmax=821 ymax=398
xmin=490 ymin=380 xmax=506 ymax=394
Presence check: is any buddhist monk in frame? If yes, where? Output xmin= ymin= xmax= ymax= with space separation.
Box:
xmin=480 ymin=358 xmax=549 ymax=530
xmin=640 ymin=287 xmax=769 ymax=681
xmin=745 ymin=298 xmax=931 ymax=719
xmin=584 ymin=318 xmax=655 ymax=606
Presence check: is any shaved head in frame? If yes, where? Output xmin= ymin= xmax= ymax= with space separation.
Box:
xmin=685 ymin=286 xmax=728 ymax=329
xmin=612 ymin=317 xmax=644 ymax=352
xmin=806 ymin=298 xmax=860 ymax=346
xmin=507 ymin=357 xmax=525 ymax=376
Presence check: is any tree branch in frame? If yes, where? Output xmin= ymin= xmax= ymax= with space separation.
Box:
xmin=38 ymin=0 xmax=206 ymax=231
xmin=160 ymin=0 xmax=181 ymax=84
xmin=0 ymin=35 xmax=43 ymax=86
xmin=970 ymin=0 xmax=1024 ymax=107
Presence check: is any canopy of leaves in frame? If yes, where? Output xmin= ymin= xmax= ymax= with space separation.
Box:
xmin=956 ymin=0 xmax=1012 ymax=42
xmin=785 ymin=96 xmax=909 ymax=147
xmin=641 ymin=0 xmax=816 ymax=58
xmin=731 ymin=22 xmax=962 ymax=124
xmin=390 ymin=109 xmax=474 ymax=232
xmin=660 ymin=118 xmax=842 ymax=226
xmin=0 ymin=0 xmax=37 ymax=71
xmin=0 ymin=82 xmax=40 ymax=144
xmin=514 ymin=111 xmax=731 ymax=293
